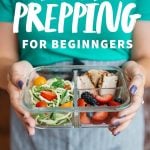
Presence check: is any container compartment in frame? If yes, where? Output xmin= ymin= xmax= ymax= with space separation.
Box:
xmin=32 ymin=112 xmax=73 ymax=128
xmin=22 ymin=66 xmax=75 ymax=128
xmin=21 ymin=65 xmax=131 ymax=128
xmin=75 ymin=66 xmax=130 ymax=127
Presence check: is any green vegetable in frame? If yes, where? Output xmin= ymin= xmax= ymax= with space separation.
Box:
xmin=51 ymin=78 xmax=64 ymax=88
xmin=30 ymin=77 xmax=73 ymax=126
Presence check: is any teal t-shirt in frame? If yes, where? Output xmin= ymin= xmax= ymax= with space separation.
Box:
xmin=0 ymin=0 xmax=150 ymax=66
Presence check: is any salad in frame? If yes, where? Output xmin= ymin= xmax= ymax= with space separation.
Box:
xmin=29 ymin=76 xmax=74 ymax=126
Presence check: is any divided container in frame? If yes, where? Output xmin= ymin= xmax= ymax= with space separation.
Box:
xmin=21 ymin=65 xmax=131 ymax=129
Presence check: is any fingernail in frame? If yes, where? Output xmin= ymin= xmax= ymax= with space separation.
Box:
xmin=17 ymin=80 xmax=24 ymax=89
xmin=29 ymin=130 xmax=35 ymax=136
xmin=114 ymin=132 xmax=120 ymax=136
xmin=130 ymin=85 xmax=137 ymax=95
xmin=112 ymin=121 xmax=120 ymax=127
xmin=119 ymin=115 xmax=126 ymax=118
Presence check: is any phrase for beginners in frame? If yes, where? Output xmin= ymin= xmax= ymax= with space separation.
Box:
xmin=22 ymin=40 xmax=133 ymax=49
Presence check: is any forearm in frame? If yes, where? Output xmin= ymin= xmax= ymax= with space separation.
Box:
xmin=0 ymin=58 xmax=17 ymax=90
xmin=136 ymin=58 xmax=150 ymax=87
xmin=0 ymin=24 xmax=19 ymax=90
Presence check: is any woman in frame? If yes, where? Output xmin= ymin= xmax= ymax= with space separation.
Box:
xmin=0 ymin=0 xmax=150 ymax=150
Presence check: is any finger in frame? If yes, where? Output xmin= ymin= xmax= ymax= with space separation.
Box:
xmin=110 ymin=113 xmax=136 ymax=126
xmin=23 ymin=118 xmax=35 ymax=136
xmin=15 ymin=110 xmax=36 ymax=127
xmin=8 ymin=82 xmax=30 ymax=118
xmin=8 ymin=72 xmax=24 ymax=89
xmin=118 ymin=93 xmax=143 ymax=118
xmin=10 ymin=93 xmax=31 ymax=119
xmin=10 ymin=98 xmax=30 ymax=122
xmin=123 ymin=61 xmax=145 ymax=93
xmin=123 ymin=61 xmax=145 ymax=79
xmin=8 ymin=61 xmax=35 ymax=89
xmin=111 ymin=120 xmax=132 ymax=136
xmin=12 ymin=99 xmax=30 ymax=118
xmin=129 ymin=75 xmax=144 ymax=95
xmin=25 ymin=124 xmax=35 ymax=136
xmin=15 ymin=111 xmax=36 ymax=136
xmin=24 ymin=117 xmax=36 ymax=128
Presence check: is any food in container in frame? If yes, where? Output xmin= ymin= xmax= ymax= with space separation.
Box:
xmin=21 ymin=65 xmax=130 ymax=128
xmin=30 ymin=77 xmax=73 ymax=126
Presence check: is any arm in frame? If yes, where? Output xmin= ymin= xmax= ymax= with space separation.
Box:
xmin=0 ymin=23 xmax=35 ymax=135
xmin=132 ymin=21 xmax=150 ymax=87
xmin=110 ymin=21 xmax=150 ymax=135
xmin=0 ymin=23 xmax=18 ymax=90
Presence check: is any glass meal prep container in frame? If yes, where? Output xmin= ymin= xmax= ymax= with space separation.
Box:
xmin=21 ymin=65 xmax=131 ymax=129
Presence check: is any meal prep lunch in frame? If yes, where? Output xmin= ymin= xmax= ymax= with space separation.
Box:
xmin=22 ymin=66 xmax=130 ymax=128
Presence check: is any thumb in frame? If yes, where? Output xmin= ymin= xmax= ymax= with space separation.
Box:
xmin=123 ymin=61 xmax=145 ymax=95
xmin=8 ymin=61 xmax=33 ymax=89
xmin=129 ymin=74 xmax=144 ymax=95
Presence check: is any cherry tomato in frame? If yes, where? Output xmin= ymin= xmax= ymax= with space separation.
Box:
xmin=33 ymin=76 xmax=47 ymax=86
xmin=36 ymin=101 xmax=48 ymax=107
xmin=61 ymin=101 xmax=73 ymax=108
xmin=40 ymin=91 xmax=57 ymax=101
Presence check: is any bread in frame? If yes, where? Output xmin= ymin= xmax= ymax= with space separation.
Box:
xmin=77 ymin=69 xmax=118 ymax=96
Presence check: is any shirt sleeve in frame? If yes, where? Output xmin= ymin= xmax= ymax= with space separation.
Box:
xmin=0 ymin=0 xmax=14 ymax=22
xmin=136 ymin=0 xmax=150 ymax=21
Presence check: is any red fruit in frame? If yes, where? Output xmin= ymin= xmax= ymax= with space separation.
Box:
xmin=95 ymin=94 xmax=113 ymax=104
xmin=103 ymin=113 xmax=111 ymax=124
xmin=80 ymin=112 xmax=91 ymax=124
xmin=78 ymin=98 xmax=87 ymax=107
xmin=36 ymin=101 xmax=48 ymax=107
xmin=104 ymin=112 xmax=118 ymax=124
xmin=92 ymin=112 xmax=108 ymax=124
xmin=40 ymin=91 xmax=57 ymax=101
xmin=108 ymin=100 xmax=121 ymax=106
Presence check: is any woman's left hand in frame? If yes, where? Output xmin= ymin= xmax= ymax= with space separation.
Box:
xmin=109 ymin=61 xmax=145 ymax=136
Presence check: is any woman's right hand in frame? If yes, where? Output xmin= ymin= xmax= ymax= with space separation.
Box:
xmin=7 ymin=61 xmax=36 ymax=136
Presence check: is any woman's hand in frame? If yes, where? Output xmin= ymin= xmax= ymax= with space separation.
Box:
xmin=109 ymin=61 xmax=145 ymax=136
xmin=7 ymin=61 xmax=36 ymax=136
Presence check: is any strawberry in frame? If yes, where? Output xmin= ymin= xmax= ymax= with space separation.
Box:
xmin=78 ymin=98 xmax=88 ymax=107
xmin=95 ymin=94 xmax=113 ymax=104
xmin=103 ymin=113 xmax=111 ymax=124
xmin=40 ymin=91 xmax=57 ymax=101
xmin=36 ymin=101 xmax=48 ymax=107
xmin=91 ymin=112 xmax=108 ymax=124
xmin=108 ymin=100 xmax=121 ymax=106
xmin=80 ymin=112 xmax=91 ymax=124
xmin=104 ymin=112 xmax=118 ymax=124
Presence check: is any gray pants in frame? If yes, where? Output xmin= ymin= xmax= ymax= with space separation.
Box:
xmin=11 ymin=106 xmax=144 ymax=150
xmin=11 ymin=61 xmax=145 ymax=150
